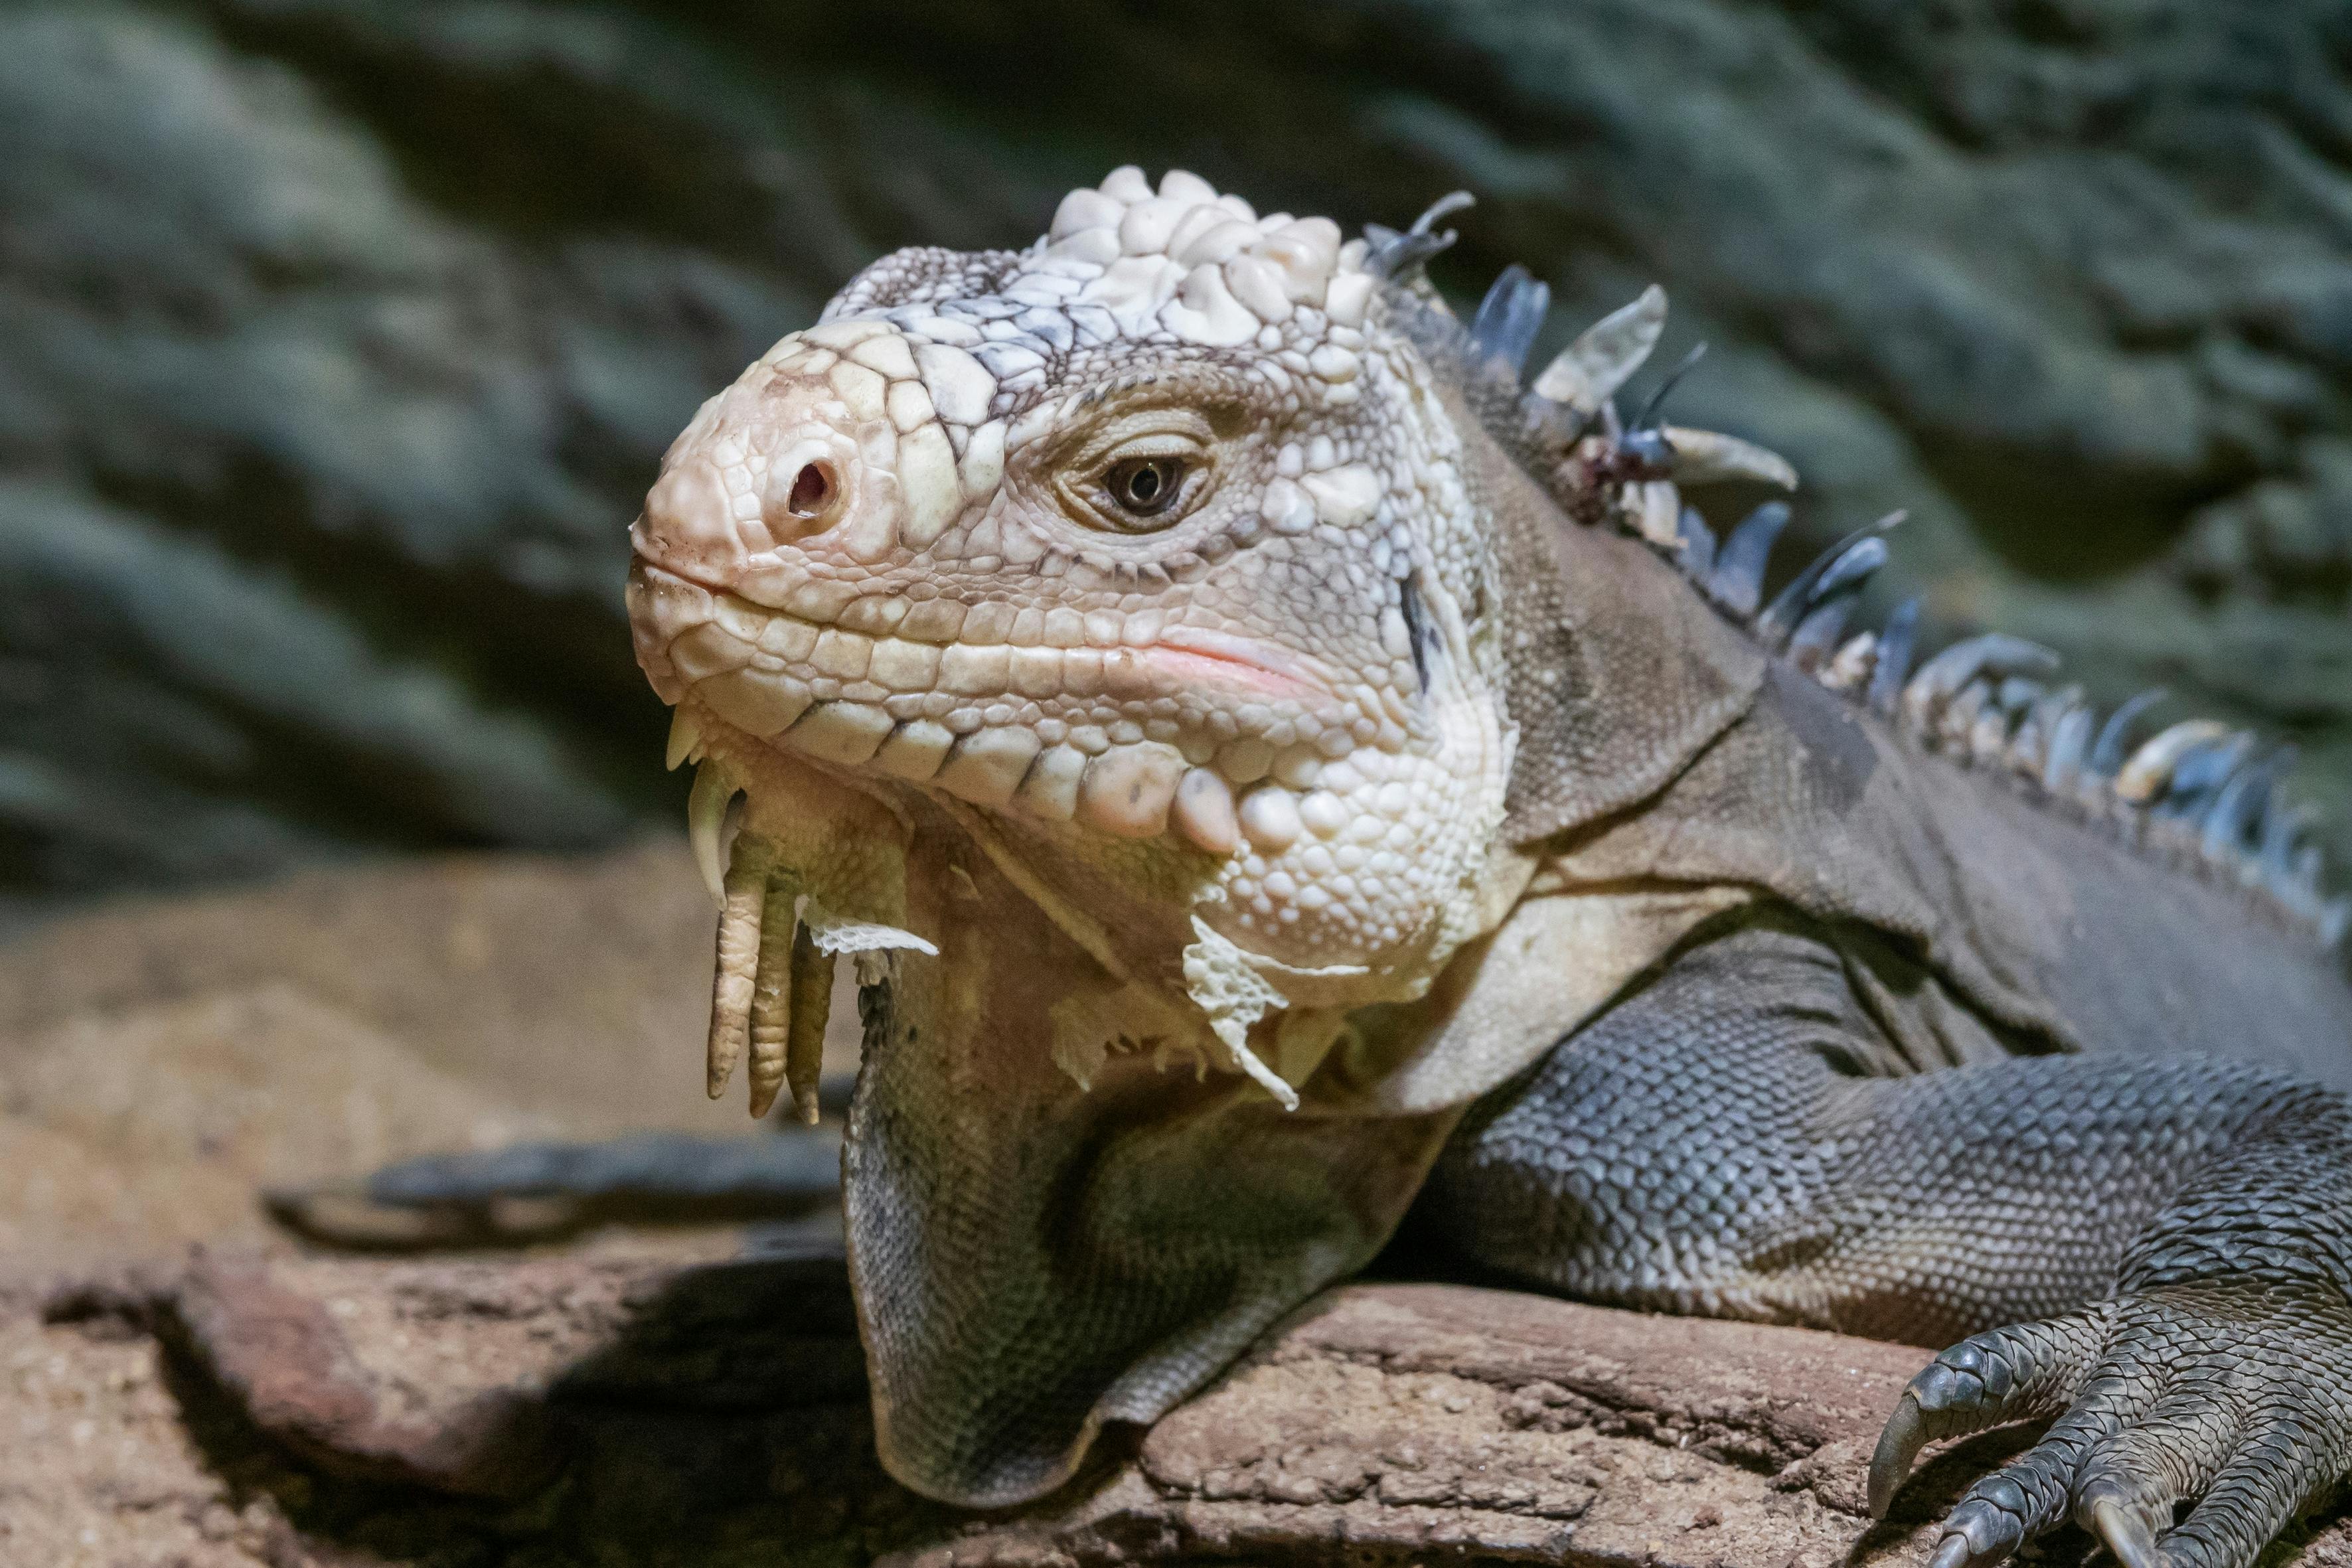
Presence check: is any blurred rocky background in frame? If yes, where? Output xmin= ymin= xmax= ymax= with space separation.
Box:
xmin=5 ymin=0 xmax=2351 ymax=925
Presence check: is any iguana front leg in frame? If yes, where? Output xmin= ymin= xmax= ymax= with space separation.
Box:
xmin=1425 ymin=919 xmax=2352 ymax=1568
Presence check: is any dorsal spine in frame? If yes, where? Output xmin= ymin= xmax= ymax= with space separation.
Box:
xmin=1370 ymin=202 xmax=2347 ymax=955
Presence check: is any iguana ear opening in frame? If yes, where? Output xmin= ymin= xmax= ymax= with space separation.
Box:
xmin=1471 ymin=430 xmax=1767 ymax=846
xmin=842 ymin=819 xmax=1455 ymax=1506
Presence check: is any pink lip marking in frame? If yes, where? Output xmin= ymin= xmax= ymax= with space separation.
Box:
xmin=1139 ymin=630 xmax=1329 ymax=702
xmin=634 ymin=558 xmax=1331 ymax=704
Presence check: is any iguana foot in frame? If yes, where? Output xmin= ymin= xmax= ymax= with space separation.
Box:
xmin=1869 ymin=1281 xmax=2352 ymax=1568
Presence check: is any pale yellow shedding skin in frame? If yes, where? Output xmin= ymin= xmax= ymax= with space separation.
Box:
xmin=687 ymin=744 xmax=933 ymax=1117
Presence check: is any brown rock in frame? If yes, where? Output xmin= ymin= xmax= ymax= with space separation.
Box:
xmin=171 ymin=1252 xmax=562 ymax=1499
xmin=17 ymin=1241 xmax=2352 ymax=1565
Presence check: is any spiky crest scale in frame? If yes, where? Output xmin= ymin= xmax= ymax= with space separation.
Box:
xmin=1369 ymin=208 xmax=2348 ymax=953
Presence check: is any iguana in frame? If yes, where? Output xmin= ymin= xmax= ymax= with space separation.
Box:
xmin=614 ymin=167 xmax=2352 ymax=1566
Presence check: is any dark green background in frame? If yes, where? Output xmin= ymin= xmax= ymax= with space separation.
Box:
xmin=6 ymin=0 xmax=2349 ymax=922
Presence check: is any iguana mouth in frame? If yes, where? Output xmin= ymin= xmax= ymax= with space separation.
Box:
xmin=634 ymin=560 xmax=1330 ymax=707
xmin=629 ymin=554 xmax=1360 ymax=853
xmin=639 ymin=554 xmax=1328 ymax=692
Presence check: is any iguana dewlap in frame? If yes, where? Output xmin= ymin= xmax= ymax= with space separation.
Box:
xmin=627 ymin=167 xmax=2352 ymax=1568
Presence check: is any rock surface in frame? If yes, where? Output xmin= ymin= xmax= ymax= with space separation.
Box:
xmin=13 ymin=1245 xmax=2352 ymax=1567
xmin=4 ymin=0 xmax=2349 ymax=915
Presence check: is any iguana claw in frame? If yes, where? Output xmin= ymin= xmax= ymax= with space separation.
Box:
xmin=1924 ymin=1533 xmax=1973 ymax=1568
xmin=2089 ymin=1496 xmax=2162 ymax=1568
xmin=1866 ymin=1391 xmax=1928 ymax=1518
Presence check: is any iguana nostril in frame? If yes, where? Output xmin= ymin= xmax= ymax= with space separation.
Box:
xmin=785 ymin=461 xmax=835 ymax=520
xmin=761 ymin=443 xmax=859 ymax=545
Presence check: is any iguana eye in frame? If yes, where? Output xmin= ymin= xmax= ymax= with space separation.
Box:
xmin=1052 ymin=407 xmax=1219 ymax=534
xmin=1103 ymin=456 xmax=1186 ymax=520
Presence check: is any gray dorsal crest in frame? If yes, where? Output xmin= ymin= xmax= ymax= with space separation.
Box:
xmin=1360 ymin=196 xmax=2347 ymax=953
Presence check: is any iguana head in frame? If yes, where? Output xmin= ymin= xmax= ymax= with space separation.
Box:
xmin=630 ymin=167 xmax=1529 ymax=1107
xmin=625 ymin=168 xmax=1765 ymax=1506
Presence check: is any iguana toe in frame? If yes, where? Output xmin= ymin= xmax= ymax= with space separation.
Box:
xmin=1869 ymin=1312 xmax=2106 ymax=1517
xmin=1883 ymin=1281 xmax=2352 ymax=1568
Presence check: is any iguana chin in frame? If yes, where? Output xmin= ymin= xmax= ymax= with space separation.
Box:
xmin=627 ymin=165 xmax=2352 ymax=1565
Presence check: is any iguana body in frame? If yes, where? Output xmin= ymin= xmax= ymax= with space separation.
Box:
xmin=613 ymin=169 xmax=2352 ymax=1567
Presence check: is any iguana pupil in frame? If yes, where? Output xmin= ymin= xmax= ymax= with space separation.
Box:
xmin=1105 ymin=455 xmax=1178 ymax=516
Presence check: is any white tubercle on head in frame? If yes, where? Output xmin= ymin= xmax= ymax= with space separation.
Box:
xmin=1033 ymin=165 xmax=1366 ymax=353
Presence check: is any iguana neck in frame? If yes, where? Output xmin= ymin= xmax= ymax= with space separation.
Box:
xmin=1444 ymin=380 xmax=1768 ymax=849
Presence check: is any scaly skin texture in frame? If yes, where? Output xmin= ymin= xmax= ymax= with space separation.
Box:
xmin=622 ymin=166 xmax=2352 ymax=1564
